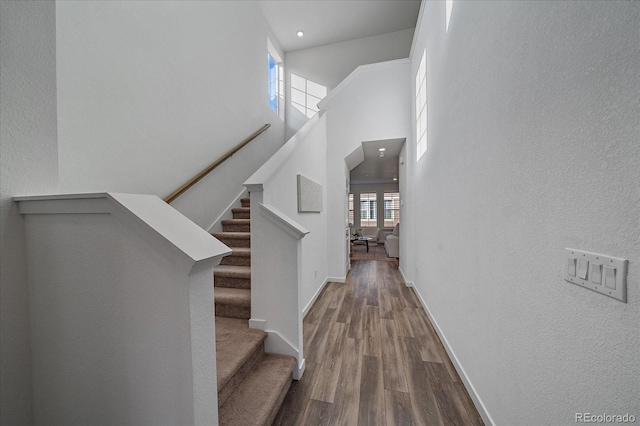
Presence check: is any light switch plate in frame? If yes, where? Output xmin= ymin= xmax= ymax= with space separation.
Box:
xmin=564 ymin=248 xmax=628 ymax=302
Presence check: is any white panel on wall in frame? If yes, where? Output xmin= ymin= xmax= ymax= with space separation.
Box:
xmin=297 ymin=174 xmax=322 ymax=213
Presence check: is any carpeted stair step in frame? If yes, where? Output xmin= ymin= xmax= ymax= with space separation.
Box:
xmin=222 ymin=219 xmax=250 ymax=232
xmin=215 ymin=287 xmax=251 ymax=319
xmin=212 ymin=232 xmax=251 ymax=248
xmin=240 ymin=198 xmax=251 ymax=208
xmin=214 ymin=265 xmax=251 ymax=289
xmin=232 ymin=207 xmax=251 ymax=219
xmin=219 ymin=247 xmax=251 ymax=267
xmin=216 ymin=317 xmax=267 ymax=407
xmin=219 ymin=354 xmax=296 ymax=426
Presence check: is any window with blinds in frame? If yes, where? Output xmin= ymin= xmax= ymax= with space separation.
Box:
xmin=348 ymin=193 xmax=354 ymax=225
xmin=359 ymin=193 xmax=377 ymax=227
xmin=384 ymin=192 xmax=400 ymax=227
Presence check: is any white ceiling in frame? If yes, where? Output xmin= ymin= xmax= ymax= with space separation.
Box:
xmin=258 ymin=0 xmax=421 ymax=52
xmin=350 ymin=139 xmax=405 ymax=185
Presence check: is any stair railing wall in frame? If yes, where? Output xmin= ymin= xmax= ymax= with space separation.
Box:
xmin=244 ymin=114 xmax=328 ymax=381
xmin=247 ymin=192 xmax=308 ymax=380
xmin=163 ymin=124 xmax=276 ymax=232
xmin=15 ymin=193 xmax=231 ymax=426
xmin=164 ymin=124 xmax=270 ymax=204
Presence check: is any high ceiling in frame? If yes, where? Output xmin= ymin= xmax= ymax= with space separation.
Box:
xmin=258 ymin=0 xmax=421 ymax=52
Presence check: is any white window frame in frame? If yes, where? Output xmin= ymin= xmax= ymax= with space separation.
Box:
xmin=383 ymin=192 xmax=400 ymax=228
xmin=268 ymin=39 xmax=284 ymax=120
xmin=416 ymin=49 xmax=427 ymax=160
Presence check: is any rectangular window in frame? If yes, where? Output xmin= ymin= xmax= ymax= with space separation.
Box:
xmin=359 ymin=193 xmax=377 ymax=227
xmin=268 ymin=53 xmax=278 ymax=114
xmin=267 ymin=39 xmax=284 ymax=120
xmin=348 ymin=193 xmax=354 ymax=225
xmin=383 ymin=192 xmax=400 ymax=227
xmin=416 ymin=50 xmax=427 ymax=160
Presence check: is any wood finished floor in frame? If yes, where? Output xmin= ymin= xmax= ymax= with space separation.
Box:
xmin=273 ymin=259 xmax=484 ymax=426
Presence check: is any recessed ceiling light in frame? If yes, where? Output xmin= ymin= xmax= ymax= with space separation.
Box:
xmin=297 ymin=30 xmax=304 ymax=37
xmin=378 ymin=148 xmax=386 ymax=152
xmin=393 ymin=177 xmax=398 ymax=181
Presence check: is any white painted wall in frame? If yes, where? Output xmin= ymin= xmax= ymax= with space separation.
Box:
xmin=56 ymin=1 xmax=286 ymax=229
xmin=18 ymin=194 xmax=226 ymax=425
xmin=323 ymin=60 xmax=412 ymax=280
xmin=246 ymin=114 xmax=328 ymax=319
xmin=0 ymin=2 xmax=58 ymax=424
xmin=248 ymin=199 xmax=307 ymax=379
xmin=285 ymin=29 xmax=414 ymax=140
xmin=262 ymin=115 xmax=328 ymax=310
xmin=407 ymin=1 xmax=640 ymax=424
xmin=243 ymin=116 xmax=326 ymax=377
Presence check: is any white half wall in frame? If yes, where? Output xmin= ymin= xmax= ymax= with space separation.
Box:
xmin=323 ymin=60 xmax=412 ymax=281
xmin=26 ymin=214 xmax=198 ymax=425
xmin=247 ymin=114 xmax=328 ymax=314
xmin=408 ymin=1 xmax=639 ymax=424
xmin=16 ymin=193 xmax=228 ymax=425
xmin=56 ymin=1 xmax=286 ymax=229
xmin=0 ymin=2 xmax=58 ymax=424
xmin=264 ymin=116 xmax=327 ymax=310
xmin=285 ymin=29 xmax=414 ymax=140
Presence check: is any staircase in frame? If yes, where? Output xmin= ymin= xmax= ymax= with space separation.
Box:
xmin=212 ymin=198 xmax=296 ymax=426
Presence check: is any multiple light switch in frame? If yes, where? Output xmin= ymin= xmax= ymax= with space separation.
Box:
xmin=577 ymin=259 xmax=589 ymax=279
xmin=590 ymin=263 xmax=602 ymax=284
xmin=564 ymin=248 xmax=628 ymax=302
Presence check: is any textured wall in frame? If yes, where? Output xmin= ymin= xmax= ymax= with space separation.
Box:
xmin=408 ymin=1 xmax=639 ymax=424
xmin=0 ymin=2 xmax=59 ymax=424
xmin=56 ymin=1 xmax=286 ymax=229
xmin=24 ymin=213 xmax=196 ymax=425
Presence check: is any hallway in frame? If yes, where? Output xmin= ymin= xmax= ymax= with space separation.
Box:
xmin=273 ymin=259 xmax=484 ymax=425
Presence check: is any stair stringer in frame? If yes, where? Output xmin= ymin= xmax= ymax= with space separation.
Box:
xmin=207 ymin=187 xmax=249 ymax=234
xmin=248 ymin=319 xmax=306 ymax=380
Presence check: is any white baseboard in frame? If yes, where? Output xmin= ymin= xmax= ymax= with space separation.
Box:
xmin=302 ymin=278 xmax=330 ymax=318
xmin=301 ymin=277 xmax=346 ymax=318
xmin=398 ymin=267 xmax=414 ymax=288
xmin=410 ymin=285 xmax=495 ymax=426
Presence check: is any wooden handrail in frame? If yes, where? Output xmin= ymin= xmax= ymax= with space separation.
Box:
xmin=164 ymin=123 xmax=271 ymax=204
